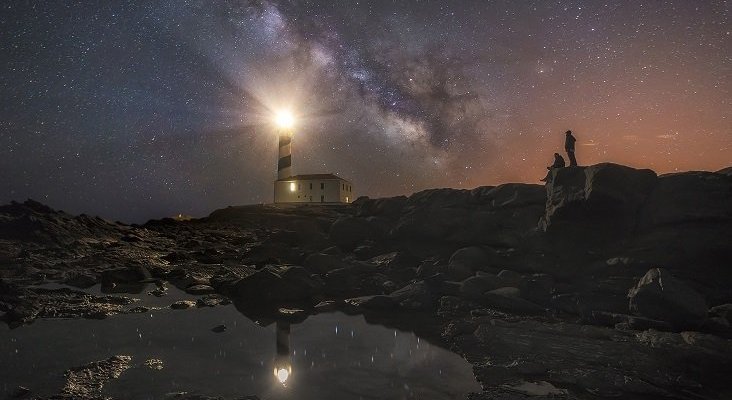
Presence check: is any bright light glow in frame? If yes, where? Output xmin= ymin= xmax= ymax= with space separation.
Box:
xmin=275 ymin=367 xmax=290 ymax=384
xmin=289 ymin=182 xmax=296 ymax=192
xmin=275 ymin=110 xmax=295 ymax=129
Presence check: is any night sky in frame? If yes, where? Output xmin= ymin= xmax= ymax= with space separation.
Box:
xmin=1 ymin=1 xmax=730 ymax=222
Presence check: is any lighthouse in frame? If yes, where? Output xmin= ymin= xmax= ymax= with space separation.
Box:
xmin=272 ymin=110 xmax=354 ymax=204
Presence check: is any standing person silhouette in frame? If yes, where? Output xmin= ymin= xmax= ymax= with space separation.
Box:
xmin=565 ymin=130 xmax=577 ymax=166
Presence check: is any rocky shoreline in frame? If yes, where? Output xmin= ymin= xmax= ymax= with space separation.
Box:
xmin=1 ymin=163 xmax=731 ymax=399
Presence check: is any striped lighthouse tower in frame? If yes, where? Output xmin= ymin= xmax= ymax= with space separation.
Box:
xmin=277 ymin=129 xmax=293 ymax=180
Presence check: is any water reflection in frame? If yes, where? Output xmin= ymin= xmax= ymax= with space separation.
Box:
xmin=0 ymin=286 xmax=480 ymax=399
xmin=274 ymin=320 xmax=292 ymax=386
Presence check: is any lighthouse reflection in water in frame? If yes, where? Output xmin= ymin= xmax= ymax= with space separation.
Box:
xmin=274 ymin=320 xmax=292 ymax=386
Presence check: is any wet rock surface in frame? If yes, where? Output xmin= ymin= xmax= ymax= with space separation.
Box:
xmin=1 ymin=164 xmax=731 ymax=399
xmin=62 ymin=355 xmax=133 ymax=397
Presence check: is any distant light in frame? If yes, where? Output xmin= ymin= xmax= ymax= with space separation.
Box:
xmin=275 ymin=110 xmax=295 ymax=129
xmin=289 ymin=182 xmax=296 ymax=192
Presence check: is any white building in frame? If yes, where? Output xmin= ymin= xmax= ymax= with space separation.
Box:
xmin=274 ymin=173 xmax=353 ymax=203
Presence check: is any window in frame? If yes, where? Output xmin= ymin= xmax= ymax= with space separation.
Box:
xmin=320 ymin=182 xmax=324 ymax=190
xmin=289 ymin=182 xmax=296 ymax=192
xmin=320 ymin=195 xmax=324 ymax=202
xmin=309 ymin=183 xmax=312 ymax=190
xmin=342 ymin=183 xmax=344 ymax=190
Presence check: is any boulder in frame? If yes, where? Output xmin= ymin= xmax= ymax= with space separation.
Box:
xmin=354 ymin=195 xmax=408 ymax=219
xmin=234 ymin=266 xmax=321 ymax=306
xmin=391 ymin=186 xmax=544 ymax=246
xmin=480 ymin=287 xmax=546 ymax=315
xmin=101 ymin=265 xmax=150 ymax=286
xmin=447 ymin=247 xmax=494 ymax=280
xmin=709 ymin=304 xmax=732 ymax=324
xmin=540 ymin=163 xmax=657 ymax=232
xmin=471 ymin=183 xmax=546 ymax=209
xmin=303 ymin=252 xmax=346 ymax=274
xmin=329 ymin=216 xmax=378 ymax=249
xmin=389 ymin=281 xmax=436 ymax=311
xmin=628 ymin=268 xmax=708 ymax=329
xmin=459 ymin=274 xmax=502 ymax=300
xmin=345 ymin=295 xmax=396 ymax=310
xmin=639 ymin=171 xmax=732 ymax=228
xmin=716 ymin=166 xmax=732 ymax=177
xmin=185 ymin=284 xmax=216 ymax=295
xmin=496 ymin=269 xmax=523 ymax=286
xmin=518 ymin=273 xmax=555 ymax=304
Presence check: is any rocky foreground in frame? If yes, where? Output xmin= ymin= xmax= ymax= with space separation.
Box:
xmin=1 ymin=163 xmax=732 ymax=399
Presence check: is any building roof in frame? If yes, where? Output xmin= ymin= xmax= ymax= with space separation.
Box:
xmin=277 ymin=173 xmax=350 ymax=182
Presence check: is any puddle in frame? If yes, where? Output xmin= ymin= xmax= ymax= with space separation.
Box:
xmin=0 ymin=303 xmax=480 ymax=399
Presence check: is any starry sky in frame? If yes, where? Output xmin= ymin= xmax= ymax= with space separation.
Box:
xmin=1 ymin=1 xmax=730 ymax=222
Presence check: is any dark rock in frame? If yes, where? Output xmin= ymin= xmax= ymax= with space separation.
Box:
xmin=62 ymin=355 xmax=132 ymax=397
xmin=354 ymin=195 xmax=408 ymax=219
xmin=329 ymin=216 xmax=378 ymax=249
xmin=64 ymin=272 xmax=98 ymax=288
xmin=640 ymin=171 xmax=732 ymax=228
xmin=170 ymin=300 xmax=196 ymax=310
xmin=628 ymin=268 xmax=708 ymax=329
xmin=459 ymin=274 xmax=502 ymax=300
xmin=518 ymin=273 xmax=555 ymax=304
xmin=352 ymin=241 xmax=385 ymax=260
xmin=496 ymin=269 xmax=523 ymax=286
xmin=303 ymin=252 xmax=346 ymax=274
xmin=540 ymin=163 xmax=658 ymax=233
xmin=716 ymin=166 xmax=732 ymax=176
xmin=323 ymin=261 xmax=384 ymax=296
xmin=197 ymin=294 xmax=229 ymax=307
xmin=709 ymin=303 xmax=732 ymax=324
xmin=345 ymin=295 xmax=396 ymax=310
xmin=416 ymin=258 xmax=441 ymax=278
xmin=393 ymin=185 xmax=544 ymax=247
xmin=313 ymin=300 xmax=339 ymax=312
xmin=211 ymin=324 xmax=227 ymax=333
xmin=447 ymin=247 xmax=491 ymax=280
xmin=622 ymin=316 xmax=673 ymax=331
xmin=149 ymin=285 xmax=168 ymax=297
xmin=185 ymin=284 xmax=216 ymax=295
xmin=389 ymin=281 xmax=436 ymax=311
xmin=101 ymin=265 xmax=151 ymax=287
xmin=480 ymin=287 xmax=546 ymax=315
xmin=9 ymin=386 xmax=30 ymax=398
xmin=234 ymin=265 xmax=321 ymax=305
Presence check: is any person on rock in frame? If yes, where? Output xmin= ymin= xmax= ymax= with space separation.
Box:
xmin=540 ymin=153 xmax=566 ymax=182
xmin=565 ymin=130 xmax=577 ymax=166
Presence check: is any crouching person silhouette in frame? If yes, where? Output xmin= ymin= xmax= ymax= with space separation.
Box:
xmin=540 ymin=153 xmax=565 ymax=182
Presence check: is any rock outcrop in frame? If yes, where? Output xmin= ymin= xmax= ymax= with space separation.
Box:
xmin=540 ymin=163 xmax=657 ymax=233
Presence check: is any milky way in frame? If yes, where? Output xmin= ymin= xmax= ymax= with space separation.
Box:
xmin=1 ymin=1 xmax=729 ymax=221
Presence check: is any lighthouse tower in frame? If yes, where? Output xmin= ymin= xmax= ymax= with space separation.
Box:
xmin=277 ymin=129 xmax=293 ymax=180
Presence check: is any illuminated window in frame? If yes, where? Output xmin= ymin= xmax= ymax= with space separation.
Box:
xmin=346 ymin=196 xmax=349 ymax=202
xmin=289 ymin=182 xmax=296 ymax=192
